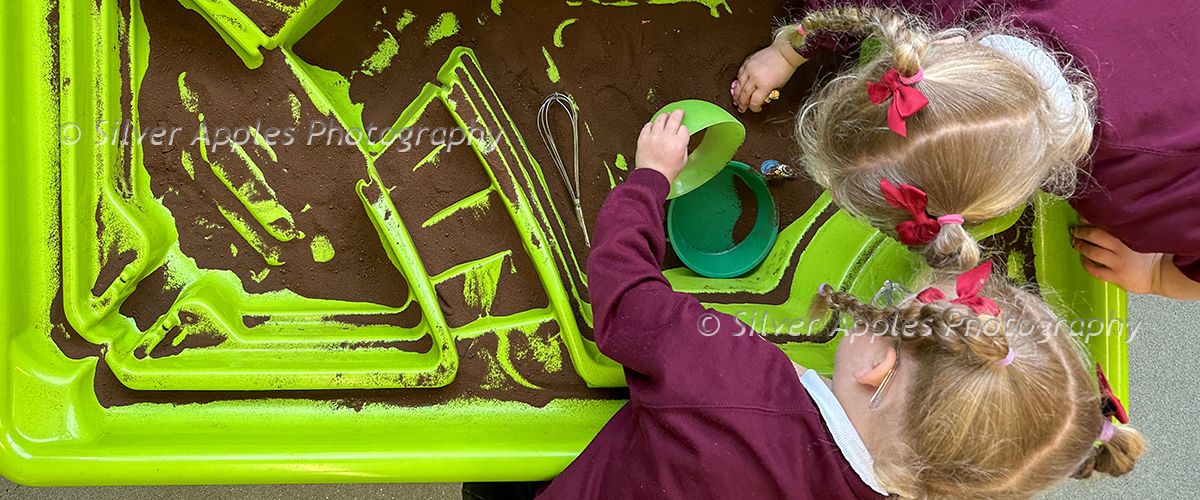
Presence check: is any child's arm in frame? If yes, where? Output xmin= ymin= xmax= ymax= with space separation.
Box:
xmin=1073 ymin=226 xmax=1200 ymax=300
xmin=588 ymin=112 xmax=794 ymax=403
xmin=733 ymin=0 xmax=1000 ymax=112
xmin=732 ymin=33 xmax=807 ymax=113
xmin=587 ymin=111 xmax=693 ymax=378
xmin=1158 ymin=258 xmax=1200 ymax=300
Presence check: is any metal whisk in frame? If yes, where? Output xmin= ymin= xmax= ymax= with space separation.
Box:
xmin=537 ymin=93 xmax=590 ymax=247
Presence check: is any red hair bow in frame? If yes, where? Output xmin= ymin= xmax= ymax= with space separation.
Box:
xmin=1096 ymin=363 xmax=1130 ymax=424
xmin=916 ymin=262 xmax=1001 ymax=316
xmin=881 ymin=178 xmax=960 ymax=246
xmin=867 ymin=68 xmax=928 ymax=137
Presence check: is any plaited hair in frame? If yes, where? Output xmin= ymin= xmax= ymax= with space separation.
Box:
xmin=809 ymin=273 xmax=1143 ymax=499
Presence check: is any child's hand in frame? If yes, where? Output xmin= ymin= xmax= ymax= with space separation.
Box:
xmin=1072 ymin=226 xmax=1162 ymax=294
xmin=635 ymin=110 xmax=690 ymax=183
xmin=732 ymin=38 xmax=805 ymax=113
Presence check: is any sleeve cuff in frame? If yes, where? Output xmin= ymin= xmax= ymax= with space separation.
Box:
xmin=626 ymin=168 xmax=671 ymax=201
xmin=1173 ymin=254 xmax=1200 ymax=283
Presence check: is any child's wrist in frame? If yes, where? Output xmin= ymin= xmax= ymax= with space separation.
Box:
xmin=772 ymin=36 xmax=806 ymax=68
xmin=629 ymin=167 xmax=673 ymax=198
xmin=634 ymin=164 xmax=670 ymax=180
xmin=1150 ymin=253 xmax=1166 ymax=296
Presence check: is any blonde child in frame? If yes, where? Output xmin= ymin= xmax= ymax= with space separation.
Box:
xmin=733 ymin=2 xmax=1200 ymax=300
xmin=540 ymin=111 xmax=1142 ymax=499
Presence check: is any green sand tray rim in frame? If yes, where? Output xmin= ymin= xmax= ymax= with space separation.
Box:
xmin=0 ymin=0 xmax=1128 ymax=485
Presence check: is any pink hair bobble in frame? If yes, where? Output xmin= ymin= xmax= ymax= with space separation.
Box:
xmin=1097 ymin=420 xmax=1116 ymax=444
xmin=867 ymin=68 xmax=928 ymax=137
xmin=996 ymin=347 xmax=1016 ymax=367
xmin=937 ymin=214 xmax=965 ymax=226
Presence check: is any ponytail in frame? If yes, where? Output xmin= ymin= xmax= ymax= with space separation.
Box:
xmin=1093 ymin=424 xmax=1146 ymax=477
xmin=920 ymin=222 xmax=982 ymax=271
xmin=1073 ymin=423 xmax=1146 ymax=478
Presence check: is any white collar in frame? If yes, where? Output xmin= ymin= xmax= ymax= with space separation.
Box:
xmin=979 ymin=34 xmax=1075 ymax=118
xmin=799 ymin=369 xmax=889 ymax=496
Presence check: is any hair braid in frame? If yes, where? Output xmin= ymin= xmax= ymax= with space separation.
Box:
xmin=813 ymin=287 xmax=1011 ymax=365
xmin=775 ymin=6 xmax=930 ymax=76
xmin=809 ymin=276 xmax=1144 ymax=496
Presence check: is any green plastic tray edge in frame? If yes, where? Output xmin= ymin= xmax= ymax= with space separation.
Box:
xmin=0 ymin=0 xmax=1128 ymax=484
xmin=1033 ymin=193 xmax=1130 ymax=408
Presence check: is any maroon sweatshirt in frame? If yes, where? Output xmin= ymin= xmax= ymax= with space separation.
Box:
xmin=794 ymin=0 xmax=1200 ymax=281
xmin=539 ymin=169 xmax=885 ymax=500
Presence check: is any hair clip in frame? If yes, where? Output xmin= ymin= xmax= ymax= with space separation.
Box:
xmin=1091 ymin=363 xmax=1128 ymax=446
xmin=1096 ymin=363 xmax=1129 ymax=424
xmin=867 ymin=68 xmax=928 ymax=136
xmin=870 ymin=280 xmax=911 ymax=308
xmin=915 ymin=262 xmax=1001 ymax=316
xmin=880 ymin=178 xmax=964 ymax=246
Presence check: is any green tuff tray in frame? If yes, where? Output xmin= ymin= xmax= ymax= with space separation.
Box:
xmin=0 ymin=0 xmax=1128 ymax=486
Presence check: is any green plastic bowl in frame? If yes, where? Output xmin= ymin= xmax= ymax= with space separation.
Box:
xmin=651 ymin=100 xmax=746 ymax=199
xmin=667 ymin=161 xmax=779 ymax=278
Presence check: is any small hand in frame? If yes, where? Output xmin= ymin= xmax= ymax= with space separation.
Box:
xmin=1072 ymin=226 xmax=1162 ymax=294
xmin=732 ymin=38 xmax=804 ymax=113
xmin=635 ymin=109 xmax=690 ymax=184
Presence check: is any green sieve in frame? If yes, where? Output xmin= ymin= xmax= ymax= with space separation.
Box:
xmin=667 ymin=161 xmax=779 ymax=278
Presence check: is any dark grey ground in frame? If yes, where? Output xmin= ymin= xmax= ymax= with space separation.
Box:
xmin=3 ymin=295 xmax=1197 ymax=499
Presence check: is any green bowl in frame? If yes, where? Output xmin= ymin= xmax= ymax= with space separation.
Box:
xmin=667 ymin=161 xmax=779 ymax=278
xmin=651 ymin=100 xmax=746 ymax=199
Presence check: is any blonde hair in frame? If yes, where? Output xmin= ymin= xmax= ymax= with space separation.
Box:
xmin=810 ymin=274 xmax=1143 ymax=499
xmin=782 ymin=7 xmax=1095 ymax=270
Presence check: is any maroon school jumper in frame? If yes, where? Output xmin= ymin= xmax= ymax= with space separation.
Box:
xmin=539 ymin=169 xmax=885 ymax=500
xmin=793 ymin=0 xmax=1200 ymax=282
